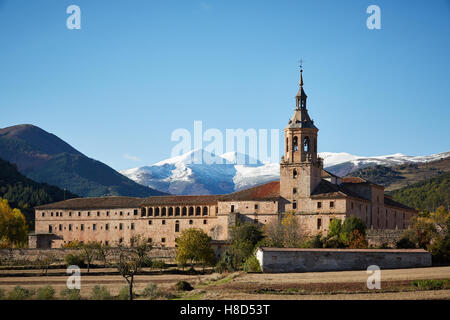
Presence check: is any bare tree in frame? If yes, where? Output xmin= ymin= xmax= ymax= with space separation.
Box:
xmin=81 ymin=241 xmax=99 ymax=273
xmin=95 ymin=243 xmax=111 ymax=268
xmin=116 ymin=235 xmax=151 ymax=300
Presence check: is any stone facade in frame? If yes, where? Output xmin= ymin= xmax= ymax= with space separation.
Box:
xmin=31 ymin=70 xmax=417 ymax=249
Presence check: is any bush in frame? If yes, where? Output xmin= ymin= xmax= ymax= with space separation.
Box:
xmin=0 ymin=289 xmax=4 ymax=300
xmin=151 ymin=260 xmax=167 ymax=271
xmin=7 ymin=286 xmax=35 ymax=300
xmin=118 ymin=285 xmax=134 ymax=300
xmin=215 ymin=251 xmax=235 ymax=274
xmin=37 ymin=285 xmax=55 ymax=300
xmin=140 ymin=257 xmax=153 ymax=268
xmin=429 ymin=236 xmax=450 ymax=263
xmin=65 ymin=253 xmax=85 ymax=267
xmin=242 ymin=255 xmax=262 ymax=273
xmin=175 ymin=280 xmax=193 ymax=291
xmin=411 ymin=279 xmax=448 ymax=290
xmin=141 ymin=283 xmax=160 ymax=300
xmin=396 ymin=236 xmax=416 ymax=249
xmin=60 ymin=288 xmax=82 ymax=300
xmin=90 ymin=285 xmax=112 ymax=300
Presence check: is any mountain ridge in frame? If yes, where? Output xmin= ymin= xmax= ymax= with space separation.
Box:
xmin=0 ymin=124 xmax=166 ymax=198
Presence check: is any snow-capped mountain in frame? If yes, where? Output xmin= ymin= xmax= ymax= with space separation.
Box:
xmin=120 ymin=150 xmax=450 ymax=195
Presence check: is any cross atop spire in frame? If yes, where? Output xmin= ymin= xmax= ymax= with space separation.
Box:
xmin=298 ymin=59 xmax=304 ymax=87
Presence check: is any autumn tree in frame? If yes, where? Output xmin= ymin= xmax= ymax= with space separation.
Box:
xmin=262 ymin=212 xmax=305 ymax=248
xmin=81 ymin=241 xmax=100 ymax=273
xmin=0 ymin=198 xmax=28 ymax=247
xmin=176 ymin=228 xmax=215 ymax=271
xmin=95 ymin=243 xmax=112 ymax=268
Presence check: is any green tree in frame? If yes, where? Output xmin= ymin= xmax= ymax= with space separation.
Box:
xmin=175 ymin=228 xmax=215 ymax=271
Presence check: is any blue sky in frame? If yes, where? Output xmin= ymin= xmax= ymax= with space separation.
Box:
xmin=0 ymin=0 xmax=449 ymax=170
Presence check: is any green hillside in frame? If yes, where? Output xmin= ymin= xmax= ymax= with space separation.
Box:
xmin=390 ymin=172 xmax=450 ymax=212
xmin=348 ymin=157 xmax=450 ymax=191
xmin=0 ymin=158 xmax=78 ymax=226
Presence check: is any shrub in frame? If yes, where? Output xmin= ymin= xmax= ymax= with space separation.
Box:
xmin=37 ymin=285 xmax=55 ymax=300
xmin=90 ymin=285 xmax=112 ymax=300
xmin=118 ymin=285 xmax=134 ymax=300
xmin=175 ymin=280 xmax=193 ymax=291
xmin=215 ymin=251 xmax=235 ymax=274
xmin=141 ymin=283 xmax=160 ymax=300
xmin=242 ymin=255 xmax=262 ymax=273
xmin=0 ymin=289 xmax=4 ymax=300
xmin=428 ymin=236 xmax=450 ymax=263
xmin=151 ymin=260 xmax=167 ymax=271
xmin=411 ymin=279 xmax=448 ymax=290
xmin=396 ymin=236 xmax=416 ymax=249
xmin=140 ymin=257 xmax=153 ymax=268
xmin=65 ymin=253 xmax=85 ymax=267
xmin=7 ymin=286 xmax=35 ymax=300
xmin=60 ymin=288 xmax=82 ymax=300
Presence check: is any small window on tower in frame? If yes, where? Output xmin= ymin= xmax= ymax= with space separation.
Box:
xmin=293 ymin=188 xmax=297 ymax=194
xmin=293 ymin=202 xmax=297 ymax=209
xmin=304 ymin=137 xmax=310 ymax=152
xmin=293 ymin=169 xmax=298 ymax=179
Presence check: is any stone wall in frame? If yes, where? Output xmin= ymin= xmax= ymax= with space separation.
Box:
xmin=256 ymin=247 xmax=432 ymax=273
xmin=0 ymin=247 xmax=176 ymax=264
xmin=367 ymin=229 xmax=404 ymax=248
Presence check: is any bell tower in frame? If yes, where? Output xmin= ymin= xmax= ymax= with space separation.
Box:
xmin=280 ymin=68 xmax=322 ymax=211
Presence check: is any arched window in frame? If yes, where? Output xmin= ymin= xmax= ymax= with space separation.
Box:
xmin=182 ymin=207 xmax=187 ymax=216
xmin=175 ymin=221 xmax=180 ymax=233
xmin=148 ymin=207 xmax=153 ymax=216
xmin=304 ymin=137 xmax=310 ymax=152
xmin=293 ymin=136 xmax=298 ymax=151
xmin=141 ymin=208 xmax=146 ymax=217
xmin=155 ymin=207 xmax=160 ymax=216
xmin=189 ymin=207 xmax=194 ymax=216
xmin=162 ymin=207 xmax=167 ymax=216
xmin=203 ymin=207 xmax=208 ymax=216
xmin=196 ymin=207 xmax=201 ymax=216
xmin=175 ymin=207 xmax=180 ymax=216
xmin=293 ymin=169 xmax=298 ymax=179
xmin=286 ymin=138 xmax=289 ymax=152
xmin=168 ymin=207 xmax=173 ymax=216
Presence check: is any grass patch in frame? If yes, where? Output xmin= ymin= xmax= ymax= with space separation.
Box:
xmin=411 ymin=279 xmax=449 ymax=290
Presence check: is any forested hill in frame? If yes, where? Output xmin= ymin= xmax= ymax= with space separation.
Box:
xmin=0 ymin=157 xmax=78 ymax=224
xmin=390 ymin=172 xmax=450 ymax=212
xmin=347 ymin=157 xmax=450 ymax=191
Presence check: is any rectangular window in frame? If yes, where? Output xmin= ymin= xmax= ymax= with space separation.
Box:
xmin=119 ymin=223 xmax=123 ymax=230
xmin=317 ymin=202 xmax=322 ymax=209
xmin=105 ymin=241 xmax=109 ymax=246
xmin=69 ymin=212 xmax=72 ymax=217
xmin=293 ymin=202 xmax=297 ymax=209
xmin=255 ymin=204 xmax=259 ymax=210
xmin=231 ymin=205 xmax=235 ymax=213
xmin=293 ymin=188 xmax=297 ymax=194
xmin=148 ymin=238 xmax=152 ymax=243
xmin=51 ymin=212 xmax=54 ymax=217
xmin=69 ymin=224 xmax=72 ymax=231
xmin=59 ymin=224 xmax=62 ymax=231
xmin=42 ymin=212 xmax=45 ymax=217
xmin=133 ymin=209 xmax=138 ymax=216
xmin=330 ymin=201 xmax=334 ymax=208
xmin=148 ymin=220 xmax=152 ymax=225
xmin=81 ymin=224 xmax=84 ymax=231
xmin=317 ymin=218 xmax=322 ymax=230
xmin=105 ymin=224 xmax=109 ymax=231
xmin=162 ymin=220 xmax=166 ymax=225
xmin=120 ymin=211 xmax=123 ymax=216
xmin=161 ymin=238 xmax=166 ymax=243
xmin=49 ymin=225 xmax=53 ymax=233
xmin=93 ymin=224 xmax=96 ymax=231
xmin=106 ymin=211 xmax=110 ymax=216
xmin=87 ymin=211 xmax=90 ymax=217
xmin=78 ymin=212 xmax=81 ymax=217
xmin=131 ymin=223 xmax=135 ymax=230
xmin=189 ymin=220 xmax=193 ymax=225
xmin=97 ymin=211 xmax=100 ymax=217
xmin=203 ymin=219 xmax=207 ymax=225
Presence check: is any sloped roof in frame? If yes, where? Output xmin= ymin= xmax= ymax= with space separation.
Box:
xmin=35 ymin=196 xmax=143 ymax=210
xmin=384 ymin=196 xmax=416 ymax=212
xmin=310 ymin=179 xmax=370 ymax=202
xmin=341 ymin=176 xmax=384 ymax=189
xmin=221 ymin=181 xmax=280 ymax=202
xmin=141 ymin=195 xmax=223 ymax=206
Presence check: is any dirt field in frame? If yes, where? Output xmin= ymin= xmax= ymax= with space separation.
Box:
xmin=0 ymin=266 xmax=449 ymax=300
